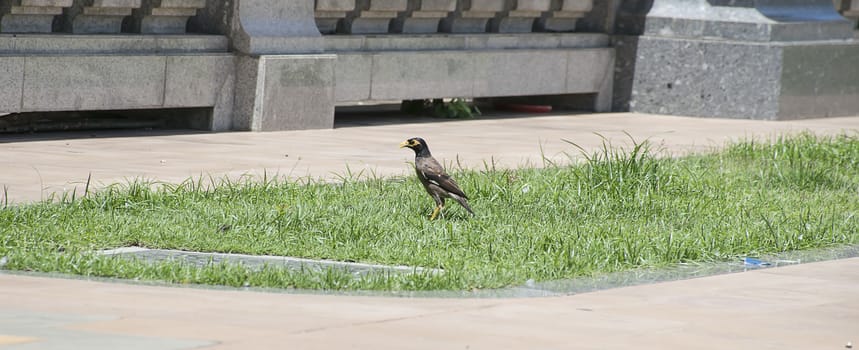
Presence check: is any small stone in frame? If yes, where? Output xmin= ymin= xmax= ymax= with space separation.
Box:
xmin=846 ymin=341 xmax=852 ymax=349
xmin=160 ymin=160 xmax=167 ymax=164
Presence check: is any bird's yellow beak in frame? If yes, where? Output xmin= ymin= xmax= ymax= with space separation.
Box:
xmin=399 ymin=140 xmax=410 ymax=148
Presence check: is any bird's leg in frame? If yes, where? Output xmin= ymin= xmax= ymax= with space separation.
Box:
xmin=429 ymin=205 xmax=444 ymax=221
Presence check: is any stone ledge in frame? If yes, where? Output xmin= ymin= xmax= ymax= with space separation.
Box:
xmin=0 ymin=34 xmax=228 ymax=54
xmin=335 ymin=47 xmax=615 ymax=113
xmin=0 ymin=53 xmax=235 ymax=130
xmin=323 ymin=32 xmax=609 ymax=52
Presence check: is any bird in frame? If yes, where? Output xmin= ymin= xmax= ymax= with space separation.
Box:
xmin=399 ymin=137 xmax=474 ymax=220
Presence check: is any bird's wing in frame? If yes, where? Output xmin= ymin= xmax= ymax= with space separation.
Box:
xmin=418 ymin=157 xmax=468 ymax=199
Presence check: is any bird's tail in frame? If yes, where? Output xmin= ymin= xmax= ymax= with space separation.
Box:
xmin=454 ymin=196 xmax=475 ymax=216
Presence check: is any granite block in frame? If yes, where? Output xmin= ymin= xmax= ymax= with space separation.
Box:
xmin=235 ymin=55 xmax=336 ymax=131
xmin=334 ymin=53 xmax=372 ymax=103
xmin=0 ymin=57 xmax=24 ymax=113
xmin=369 ymin=51 xmax=474 ymax=100
xmin=164 ymin=54 xmax=236 ymax=131
xmin=630 ymin=36 xmax=783 ymax=119
xmin=644 ymin=0 xmax=854 ymax=42
xmin=566 ymin=48 xmax=613 ymax=94
xmin=473 ymin=50 xmax=569 ymax=97
xmin=22 ymin=55 xmax=166 ymax=111
xmin=778 ymin=43 xmax=859 ymax=119
xmin=196 ymin=0 xmax=323 ymax=55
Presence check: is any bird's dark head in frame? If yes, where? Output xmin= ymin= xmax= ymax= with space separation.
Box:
xmin=399 ymin=137 xmax=431 ymax=156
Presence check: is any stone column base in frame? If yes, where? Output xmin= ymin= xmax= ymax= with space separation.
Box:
xmin=630 ymin=36 xmax=859 ymax=120
xmin=234 ymin=55 xmax=336 ymax=131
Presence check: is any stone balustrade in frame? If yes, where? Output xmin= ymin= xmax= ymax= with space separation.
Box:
xmin=440 ymin=0 xmax=504 ymax=33
xmin=0 ymin=0 xmax=73 ymax=33
xmin=0 ymin=0 xmax=204 ymax=34
xmin=63 ymin=0 xmax=143 ymax=33
xmin=315 ymin=0 xmax=356 ymax=34
xmin=490 ymin=0 xmax=550 ymax=33
xmin=314 ymin=0 xmax=594 ymax=34
xmin=341 ymin=0 xmax=408 ymax=34
xmin=537 ymin=0 xmax=593 ymax=32
xmin=392 ymin=0 xmax=456 ymax=33
xmin=0 ymin=0 xmax=614 ymax=133
xmin=128 ymin=0 xmax=206 ymax=34
xmin=1 ymin=0 xmax=600 ymax=35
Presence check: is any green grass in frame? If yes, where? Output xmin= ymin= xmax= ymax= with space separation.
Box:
xmin=2 ymin=133 xmax=858 ymax=291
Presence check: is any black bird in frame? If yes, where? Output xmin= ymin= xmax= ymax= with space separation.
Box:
xmin=400 ymin=137 xmax=474 ymax=220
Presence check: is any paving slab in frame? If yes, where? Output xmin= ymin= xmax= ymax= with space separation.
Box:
xmin=2 ymin=112 xmax=859 ymax=204
xmin=0 ymin=257 xmax=856 ymax=349
xmin=1 ymin=112 xmax=859 ymax=349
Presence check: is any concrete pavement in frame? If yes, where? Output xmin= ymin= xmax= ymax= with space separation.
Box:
xmin=1 ymin=258 xmax=857 ymax=349
xmin=3 ymin=112 xmax=859 ymax=203
xmin=1 ymin=112 xmax=859 ymax=349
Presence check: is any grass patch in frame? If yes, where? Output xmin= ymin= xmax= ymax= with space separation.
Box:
xmin=1 ymin=133 xmax=858 ymax=291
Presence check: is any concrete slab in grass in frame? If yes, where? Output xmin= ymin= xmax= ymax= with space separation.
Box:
xmin=100 ymin=247 xmax=443 ymax=276
xmin=22 ymin=55 xmax=166 ymax=111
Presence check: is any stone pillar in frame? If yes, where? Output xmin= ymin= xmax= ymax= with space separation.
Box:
xmin=193 ymin=0 xmax=334 ymax=131
xmin=836 ymin=0 xmax=859 ymax=24
xmin=628 ymin=0 xmax=859 ymax=120
xmin=340 ymin=0 xmax=408 ymax=34
xmin=489 ymin=0 xmax=550 ymax=33
xmin=315 ymin=0 xmax=355 ymax=34
xmin=440 ymin=0 xmax=505 ymax=33
xmin=126 ymin=0 xmax=206 ymax=34
xmin=0 ymin=0 xmax=73 ymax=33
xmin=63 ymin=0 xmax=142 ymax=34
xmin=535 ymin=0 xmax=593 ymax=32
xmin=193 ymin=0 xmax=323 ymax=54
xmin=391 ymin=0 xmax=456 ymax=33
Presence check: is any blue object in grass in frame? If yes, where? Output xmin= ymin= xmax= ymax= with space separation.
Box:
xmin=744 ymin=257 xmax=772 ymax=266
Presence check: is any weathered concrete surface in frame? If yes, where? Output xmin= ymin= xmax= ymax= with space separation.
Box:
xmin=0 ymin=257 xmax=856 ymax=349
xmin=1 ymin=112 xmax=859 ymax=348
xmin=629 ymin=0 xmax=859 ymax=120
xmin=335 ymin=48 xmax=614 ymax=105
xmin=0 ymin=53 xmax=235 ymax=130
xmin=0 ymin=0 xmax=73 ymax=33
xmin=2 ymin=112 xmax=859 ymax=204
xmin=233 ymin=54 xmax=336 ymax=131
xmin=192 ymin=0 xmax=323 ymax=55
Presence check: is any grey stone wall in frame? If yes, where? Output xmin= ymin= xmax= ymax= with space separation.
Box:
xmin=625 ymin=0 xmax=859 ymax=120
xmin=5 ymin=0 xmax=859 ymax=132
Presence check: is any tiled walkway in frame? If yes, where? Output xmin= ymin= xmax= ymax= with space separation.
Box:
xmin=1 ymin=112 xmax=858 ymax=349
